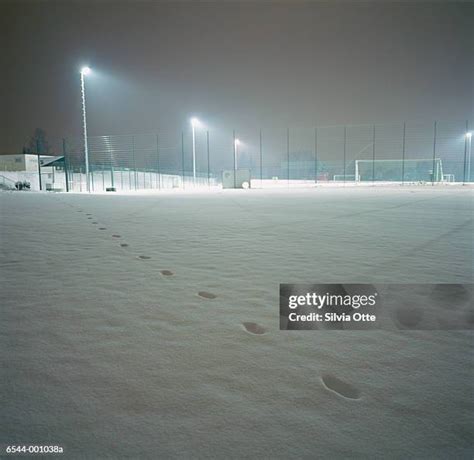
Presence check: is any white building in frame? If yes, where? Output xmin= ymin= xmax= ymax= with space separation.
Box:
xmin=0 ymin=153 xmax=64 ymax=191
xmin=0 ymin=153 xmax=56 ymax=172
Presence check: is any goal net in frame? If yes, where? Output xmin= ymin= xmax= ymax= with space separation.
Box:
xmin=354 ymin=158 xmax=444 ymax=182
xmin=333 ymin=174 xmax=357 ymax=182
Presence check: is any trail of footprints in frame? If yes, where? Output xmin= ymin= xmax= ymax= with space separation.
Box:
xmin=77 ymin=206 xmax=362 ymax=401
xmin=80 ymin=210 xmax=261 ymax=336
xmin=79 ymin=209 xmax=218 ymax=298
xmin=79 ymin=209 xmax=177 ymax=279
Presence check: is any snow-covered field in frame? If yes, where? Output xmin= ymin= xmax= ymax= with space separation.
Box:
xmin=1 ymin=186 xmax=473 ymax=459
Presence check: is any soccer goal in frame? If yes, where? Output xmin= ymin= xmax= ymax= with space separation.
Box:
xmin=333 ymin=174 xmax=358 ymax=182
xmin=354 ymin=158 xmax=444 ymax=182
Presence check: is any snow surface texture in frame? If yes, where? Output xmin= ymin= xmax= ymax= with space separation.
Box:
xmin=1 ymin=186 xmax=473 ymax=459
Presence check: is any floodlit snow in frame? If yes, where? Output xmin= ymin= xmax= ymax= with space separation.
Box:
xmin=1 ymin=186 xmax=473 ymax=458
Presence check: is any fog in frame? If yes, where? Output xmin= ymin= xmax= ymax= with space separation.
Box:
xmin=1 ymin=1 xmax=473 ymax=154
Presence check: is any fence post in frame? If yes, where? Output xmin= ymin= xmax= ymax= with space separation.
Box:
xmin=468 ymin=121 xmax=472 ymax=183
xmin=432 ymin=121 xmax=437 ymax=185
xmin=207 ymin=131 xmax=210 ymax=188
xmin=259 ymin=129 xmax=263 ymax=186
xmin=287 ymin=128 xmax=290 ymax=186
xmin=314 ymin=127 xmax=318 ymax=184
xmin=144 ymin=160 xmax=148 ymax=189
xmin=132 ymin=135 xmax=137 ymax=190
xmin=343 ymin=126 xmax=347 ymax=184
xmin=463 ymin=120 xmax=468 ymax=184
xmin=233 ymin=130 xmax=237 ymax=188
xmin=181 ymin=131 xmax=185 ymax=189
xmin=372 ymin=125 xmax=376 ymax=184
xmin=401 ymin=122 xmax=406 ymax=184
xmin=36 ymin=139 xmax=42 ymax=191
xmin=62 ymin=138 xmax=69 ymax=192
xmin=156 ymin=134 xmax=161 ymax=190
xmin=110 ymin=144 xmax=114 ymax=189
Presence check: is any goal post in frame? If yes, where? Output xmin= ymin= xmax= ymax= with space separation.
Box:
xmin=354 ymin=158 xmax=444 ymax=182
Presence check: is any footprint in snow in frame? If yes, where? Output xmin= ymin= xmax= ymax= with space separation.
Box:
xmin=243 ymin=322 xmax=266 ymax=335
xmin=321 ymin=374 xmax=361 ymax=400
xmin=160 ymin=270 xmax=174 ymax=276
xmin=198 ymin=291 xmax=216 ymax=299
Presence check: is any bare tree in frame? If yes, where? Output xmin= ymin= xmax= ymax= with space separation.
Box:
xmin=25 ymin=128 xmax=51 ymax=154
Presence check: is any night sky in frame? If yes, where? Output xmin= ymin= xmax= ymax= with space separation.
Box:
xmin=1 ymin=0 xmax=473 ymax=153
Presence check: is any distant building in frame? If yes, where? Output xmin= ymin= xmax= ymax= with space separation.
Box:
xmin=0 ymin=153 xmax=56 ymax=172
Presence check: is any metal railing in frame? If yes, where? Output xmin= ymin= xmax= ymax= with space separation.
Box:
xmin=0 ymin=174 xmax=18 ymax=190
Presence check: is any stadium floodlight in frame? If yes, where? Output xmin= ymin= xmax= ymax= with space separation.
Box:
xmin=80 ymin=66 xmax=92 ymax=192
xmin=190 ymin=117 xmax=201 ymax=184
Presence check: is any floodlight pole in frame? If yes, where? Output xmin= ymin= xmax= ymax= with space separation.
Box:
xmin=233 ymin=131 xmax=237 ymax=188
xmin=192 ymin=122 xmax=196 ymax=184
xmin=235 ymin=139 xmax=239 ymax=170
xmin=467 ymin=133 xmax=472 ymax=183
xmin=233 ymin=136 xmax=242 ymax=188
xmin=207 ymin=131 xmax=210 ymax=188
xmin=80 ymin=69 xmax=90 ymax=192
xmin=431 ymin=121 xmax=437 ymax=185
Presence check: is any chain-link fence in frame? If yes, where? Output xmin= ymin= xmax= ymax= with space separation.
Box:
xmin=37 ymin=120 xmax=473 ymax=192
